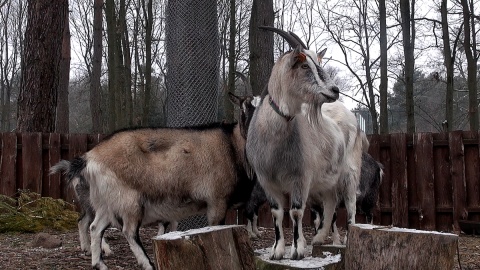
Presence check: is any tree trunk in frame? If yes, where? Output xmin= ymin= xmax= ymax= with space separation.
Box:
xmin=461 ymin=0 xmax=479 ymax=131
xmin=441 ymin=0 xmax=454 ymax=132
xmin=249 ymin=0 xmax=273 ymax=96
xmin=400 ymin=0 xmax=415 ymax=134
xmin=17 ymin=0 xmax=68 ymax=132
xmin=362 ymin=6 xmax=379 ymax=134
xmin=105 ymin=0 xmax=117 ymax=132
xmin=56 ymin=10 xmax=70 ymax=133
xmin=142 ymin=0 xmax=153 ymax=125
xmin=224 ymin=0 xmax=236 ymax=123
xmin=154 ymin=225 xmax=255 ymax=270
xmin=379 ymin=0 xmax=388 ymax=134
xmin=345 ymin=224 xmax=458 ymax=269
xmin=90 ymin=0 xmax=104 ymax=133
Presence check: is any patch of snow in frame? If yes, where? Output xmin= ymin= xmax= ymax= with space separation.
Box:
xmin=153 ymin=225 xmax=242 ymax=240
xmin=353 ymin=224 xmax=457 ymax=236
xmin=255 ymin=246 xmax=341 ymax=269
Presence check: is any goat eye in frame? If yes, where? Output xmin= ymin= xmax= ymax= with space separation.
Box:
xmin=301 ymin=63 xmax=309 ymax=69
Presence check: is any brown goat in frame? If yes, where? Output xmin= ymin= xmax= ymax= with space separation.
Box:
xmin=51 ymin=123 xmax=254 ymax=270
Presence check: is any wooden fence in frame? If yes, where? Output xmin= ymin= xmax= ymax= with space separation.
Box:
xmin=1 ymin=131 xmax=479 ymax=232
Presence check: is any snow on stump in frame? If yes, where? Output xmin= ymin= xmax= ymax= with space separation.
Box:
xmin=312 ymin=244 xmax=345 ymax=269
xmin=153 ymin=225 xmax=255 ymax=270
xmin=255 ymin=246 xmax=343 ymax=270
xmin=345 ymin=224 xmax=458 ymax=269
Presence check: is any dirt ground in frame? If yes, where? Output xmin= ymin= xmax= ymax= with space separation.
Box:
xmin=0 ymin=225 xmax=478 ymax=269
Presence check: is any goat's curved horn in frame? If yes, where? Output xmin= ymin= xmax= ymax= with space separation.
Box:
xmin=288 ymin=31 xmax=307 ymax=50
xmin=235 ymin=71 xmax=253 ymax=96
xmin=259 ymin=26 xmax=306 ymax=49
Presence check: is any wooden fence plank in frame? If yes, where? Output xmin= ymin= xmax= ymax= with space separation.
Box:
xmin=379 ymin=135 xmax=392 ymax=225
xmin=463 ymin=131 xmax=480 ymax=222
xmin=407 ymin=134 xmax=420 ymax=228
xmin=0 ymin=133 xmax=17 ymax=197
xmin=414 ymin=133 xmax=436 ymax=230
xmin=21 ymin=133 xmax=42 ymax=194
xmin=391 ymin=133 xmax=408 ymax=228
xmin=63 ymin=134 xmax=88 ymax=205
xmin=43 ymin=133 xmax=61 ymax=199
xmin=367 ymin=134 xmax=382 ymax=224
xmin=257 ymin=203 xmax=273 ymax=228
xmin=449 ymin=131 xmax=467 ymax=232
xmin=432 ymin=133 xmax=453 ymax=232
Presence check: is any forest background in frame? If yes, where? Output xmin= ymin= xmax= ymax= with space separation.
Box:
xmin=1 ymin=0 xmax=479 ymax=135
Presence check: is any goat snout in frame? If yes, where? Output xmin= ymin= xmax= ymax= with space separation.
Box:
xmin=331 ymin=86 xmax=339 ymax=94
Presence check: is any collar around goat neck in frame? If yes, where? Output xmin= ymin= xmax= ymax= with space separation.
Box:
xmin=268 ymin=95 xmax=295 ymax=122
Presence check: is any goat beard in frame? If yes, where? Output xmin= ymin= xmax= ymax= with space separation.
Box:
xmin=303 ymin=103 xmax=322 ymax=126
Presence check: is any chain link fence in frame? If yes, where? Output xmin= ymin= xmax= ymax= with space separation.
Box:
xmin=165 ymin=0 xmax=220 ymax=230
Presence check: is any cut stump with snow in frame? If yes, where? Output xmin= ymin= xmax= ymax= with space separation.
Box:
xmin=345 ymin=224 xmax=458 ymax=269
xmin=153 ymin=225 xmax=255 ymax=270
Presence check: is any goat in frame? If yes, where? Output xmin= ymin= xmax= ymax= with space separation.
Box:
xmin=50 ymin=123 xmax=254 ymax=270
xmin=50 ymin=163 xmax=178 ymax=257
xmin=312 ymin=151 xmax=384 ymax=245
xmin=235 ymin=96 xmax=383 ymax=242
xmin=246 ymin=26 xmax=364 ymax=260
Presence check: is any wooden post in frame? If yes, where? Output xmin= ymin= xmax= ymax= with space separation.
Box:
xmin=345 ymin=224 xmax=458 ymax=269
xmin=414 ymin=133 xmax=436 ymax=230
xmin=0 ymin=133 xmax=17 ymax=197
xmin=449 ymin=131 xmax=467 ymax=231
xmin=154 ymin=225 xmax=255 ymax=270
xmin=391 ymin=133 xmax=408 ymax=227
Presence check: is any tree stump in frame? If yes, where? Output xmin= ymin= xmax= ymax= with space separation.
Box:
xmin=153 ymin=225 xmax=255 ymax=270
xmin=345 ymin=224 xmax=458 ymax=269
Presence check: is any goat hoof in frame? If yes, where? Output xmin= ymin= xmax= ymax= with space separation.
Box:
xmin=290 ymin=249 xmax=305 ymax=260
xmin=269 ymin=246 xmax=285 ymax=260
xmin=93 ymin=262 xmax=108 ymax=270
xmin=269 ymin=253 xmax=284 ymax=260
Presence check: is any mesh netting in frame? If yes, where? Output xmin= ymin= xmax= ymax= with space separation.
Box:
xmin=165 ymin=0 xmax=219 ymax=127
xmin=165 ymin=0 xmax=219 ymax=230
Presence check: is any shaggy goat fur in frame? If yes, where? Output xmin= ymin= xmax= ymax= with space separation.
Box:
xmin=51 ymin=123 xmax=254 ymax=270
xmin=246 ymin=28 xmax=364 ymax=260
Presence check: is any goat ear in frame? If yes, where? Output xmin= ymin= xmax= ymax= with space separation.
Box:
xmin=317 ymin=48 xmax=327 ymax=62
xmin=293 ymin=46 xmax=307 ymax=63
xmin=228 ymin=92 xmax=243 ymax=106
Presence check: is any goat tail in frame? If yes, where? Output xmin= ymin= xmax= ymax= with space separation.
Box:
xmin=50 ymin=157 xmax=87 ymax=187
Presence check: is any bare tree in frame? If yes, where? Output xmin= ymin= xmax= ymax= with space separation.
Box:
xmin=460 ymin=0 xmax=479 ymax=131
xmin=316 ymin=0 xmax=399 ymax=134
xmin=379 ymin=0 xmax=389 ymax=134
xmin=440 ymin=0 xmax=461 ymax=132
xmin=249 ymin=0 xmax=274 ymax=96
xmin=141 ymin=0 xmax=153 ymax=125
xmin=90 ymin=0 xmax=104 ymax=133
xmin=400 ymin=0 xmax=416 ymax=133
xmin=224 ymin=0 xmax=236 ymax=123
xmin=17 ymin=0 xmax=68 ymax=132
xmin=56 ymin=9 xmax=70 ymax=133
xmin=0 ymin=1 xmax=25 ymax=131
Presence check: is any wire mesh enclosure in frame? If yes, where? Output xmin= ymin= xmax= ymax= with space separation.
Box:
xmin=165 ymin=0 xmax=220 ymax=230
xmin=165 ymin=0 xmax=219 ymax=127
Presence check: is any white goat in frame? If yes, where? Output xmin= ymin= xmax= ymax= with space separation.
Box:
xmin=50 ymin=123 xmax=254 ymax=270
xmin=246 ymin=27 xmax=364 ymax=260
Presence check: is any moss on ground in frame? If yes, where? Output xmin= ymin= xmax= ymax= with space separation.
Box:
xmin=0 ymin=190 xmax=78 ymax=233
